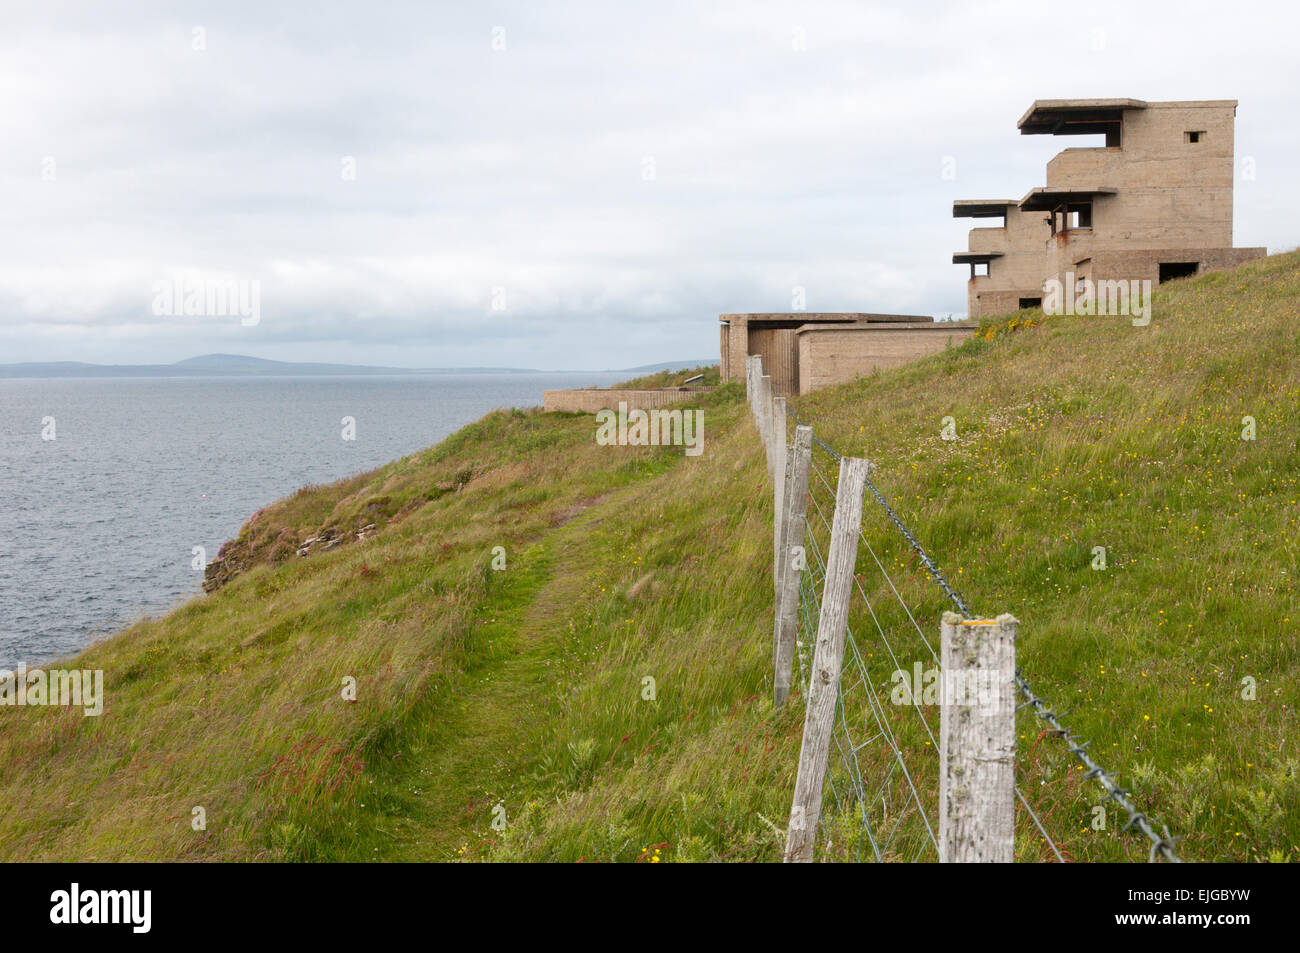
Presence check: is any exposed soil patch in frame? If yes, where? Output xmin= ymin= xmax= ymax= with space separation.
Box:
xmin=548 ymin=492 xmax=614 ymax=528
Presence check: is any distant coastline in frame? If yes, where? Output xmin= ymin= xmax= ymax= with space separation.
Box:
xmin=0 ymin=353 xmax=714 ymax=380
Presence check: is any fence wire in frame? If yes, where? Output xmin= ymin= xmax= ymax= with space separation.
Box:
xmin=775 ymin=396 xmax=1179 ymax=864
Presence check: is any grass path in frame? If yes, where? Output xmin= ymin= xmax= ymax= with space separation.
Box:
xmin=373 ymin=499 xmax=612 ymax=861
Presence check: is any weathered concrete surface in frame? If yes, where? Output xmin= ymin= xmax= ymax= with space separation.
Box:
xmin=795 ymin=322 xmax=975 ymax=395
xmin=542 ymin=387 xmax=713 ymax=414
xmin=719 ymin=313 xmax=931 ymax=386
xmin=718 ymin=312 xmax=939 ymax=395
xmin=955 ymin=98 xmax=1267 ymax=319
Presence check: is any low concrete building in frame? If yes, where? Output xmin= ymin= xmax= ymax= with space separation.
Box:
xmin=955 ymin=99 xmax=1266 ymax=319
xmin=542 ymin=386 xmax=713 ymax=414
xmin=720 ymin=313 xmax=974 ymax=396
xmin=795 ymin=321 xmax=974 ymax=394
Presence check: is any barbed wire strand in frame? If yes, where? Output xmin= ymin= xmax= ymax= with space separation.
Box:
xmin=802 ymin=465 xmax=939 ymax=859
xmin=809 ymin=460 xmax=1067 ymax=862
xmin=780 ymin=396 xmax=1180 ymax=863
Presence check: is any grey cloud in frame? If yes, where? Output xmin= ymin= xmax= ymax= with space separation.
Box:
xmin=2 ymin=0 xmax=1296 ymax=367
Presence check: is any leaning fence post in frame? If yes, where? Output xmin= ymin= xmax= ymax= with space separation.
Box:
xmin=938 ymin=612 xmax=1018 ymax=863
xmin=773 ymin=425 xmax=813 ymax=707
xmin=784 ymin=456 xmax=870 ymax=862
xmin=771 ymin=396 xmax=788 ymax=596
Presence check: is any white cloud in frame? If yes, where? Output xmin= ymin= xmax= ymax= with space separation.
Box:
xmin=1 ymin=0 xmax=1296 ymax=366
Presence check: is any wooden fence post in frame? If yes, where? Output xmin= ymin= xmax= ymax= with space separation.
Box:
xmin=784 ymin=456 xmax=870 ymax=862
xmin=747 ymin=356 xmax=758 ymax=415
xmin=938 ymin=612 xmax=1017 ymax=863
xmin=774 ymin=438 xmax=791 ymax=605
xmin=748 ymin=356 xmax=759 ymax=416
xmin=773 ymin=425 xmax=812 ymax=707
xmin=761 ymin=375 xmax=774 ymax=476
xmin=771 ymin=396 xmax=787 ymax=596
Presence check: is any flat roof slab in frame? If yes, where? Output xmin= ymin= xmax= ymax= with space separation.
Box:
xmin=1019 ymin=186 xmax=1117 ymax=210
xmin=720 ymin=312 xmax=932 ymax=324
xmin=1018 ymin=99 xmax=1147 ymax=134
xmin=953 ymin=200 xmax=1018 ymax=218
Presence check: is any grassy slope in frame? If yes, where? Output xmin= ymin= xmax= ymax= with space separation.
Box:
xmin=600 ymin=363 xmax=720 ymax=389
xmin=2 ymin=252 xmax=1297 ymax=862
xmin=790 ymin=250 xmax=1300 ymax=862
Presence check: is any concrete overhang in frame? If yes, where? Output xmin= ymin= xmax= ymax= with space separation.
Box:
xmin=953 ymin=200 xmax=1017 ymax=219
xmin=1018 ymin=99 xmax=1147 ymax=136
xmin=952 ymin=252 xmax=1003 ymax=265
xmin=794 ymin=321 xmax=974 ymax=334
xmin=1018 ymin=187 xmax=1117 ymax=211
xmin=720 ymin=312 xmax=932 ymax=325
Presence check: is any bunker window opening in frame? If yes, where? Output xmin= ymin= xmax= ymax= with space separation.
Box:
xmin=1159 ymin=261 xmax=1199 ymax=283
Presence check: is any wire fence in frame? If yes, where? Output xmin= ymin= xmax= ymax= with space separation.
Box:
xmin=753 ymin=358 xmax=1180 ymax=863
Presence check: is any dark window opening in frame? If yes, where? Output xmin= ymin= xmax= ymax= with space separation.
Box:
xmin=1051 ymin=203 xmax=1092 ymax=235
xmin=1185 ymin=130 xmax=1204 ymax=144
xmin=1159 ymin=261 xmax=1199 ymax=283
xmin=1019 ymin=297 xmax=1042 ymax=310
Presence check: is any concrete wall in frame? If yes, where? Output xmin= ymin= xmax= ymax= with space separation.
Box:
xmin=795 ymin=323 xmax=976 ymax=395
xmin=972 ymin=289 xmax=1037 ymax=318
xmin=1047 ymin=240 xmax=1266 ymax=294
xmin=720 ymin=320 xmax=749 ymax=382
xmin=957 ymin=99 xmax=1264 ymax=319
xmin=968 ymin=205 xmax=1053 ymax=317
xmin=1048 ymin=102 xmax=1239 ymax=249
xmin=1084 ymin=246 xmax=1266 ymax=287
xmin=543 ymin=387 xmax=714 ymax=414
xmin=748 ymin=327 xmax=800 ymax=395
xmin=719 ymin=313 xmax=933 ymax=388
xmin=1041 ymin=102 xmax=1254 ymax=290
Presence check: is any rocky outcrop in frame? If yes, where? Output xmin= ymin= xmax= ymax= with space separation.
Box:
xmin=202 ymin=466 xmax=478 ymax=594
xmin=204 ymin=519 xmax=381 ymax=593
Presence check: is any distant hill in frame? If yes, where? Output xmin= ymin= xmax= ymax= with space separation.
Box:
xmin=0 ymin=354 xmax=716 ymax=379
xmin=609 ymin=360 xmax=715 ymax=375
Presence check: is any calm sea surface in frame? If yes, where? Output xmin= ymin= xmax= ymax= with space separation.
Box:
xmin=0 ymin=374 xmax=620 ymax=668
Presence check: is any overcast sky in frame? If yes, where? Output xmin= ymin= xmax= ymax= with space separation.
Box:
xmin=2 ymin=0 xmax=1296 ymax=369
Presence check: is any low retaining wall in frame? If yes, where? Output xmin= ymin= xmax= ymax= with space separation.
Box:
xmin=795 ymin=322 xmax=976 ymax=395
xmin=543 ymin=387 xmax=714 ymax=414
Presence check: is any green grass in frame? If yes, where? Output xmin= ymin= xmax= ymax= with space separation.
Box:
xmin=608 ymin=363 xmax=720 ymax=389
xmin=786 ymin=250 xmax=1300 ymax=862
xmin=2 ymin=253 xmax=1297 ymax=862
